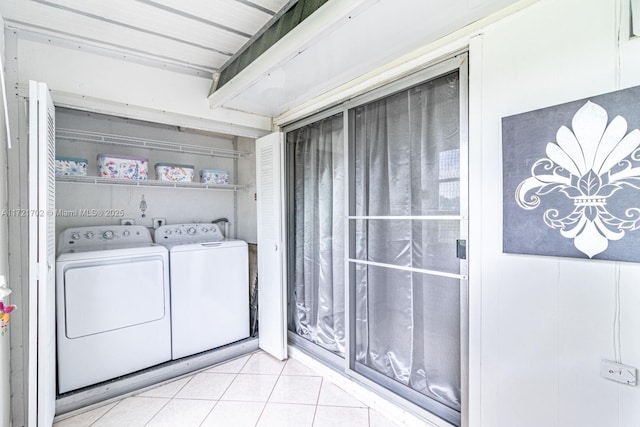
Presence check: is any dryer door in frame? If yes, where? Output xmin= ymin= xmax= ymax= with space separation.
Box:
xmin=62 ymin=258 xmax=167 ymax=338
xmin=57 ymin=254 xmax=172 ymax=393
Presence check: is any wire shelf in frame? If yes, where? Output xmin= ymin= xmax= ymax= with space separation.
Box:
xmin=56 ymin=128 xmax=248 ymax=159
xmin=56 ymin=175 xmax=246 ymax=191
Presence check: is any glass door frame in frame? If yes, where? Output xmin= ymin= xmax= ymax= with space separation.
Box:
xmin=283 ymin=53 xmax=469 ymax=427
xmin=283 ymin=104 xmax=347 ymax=373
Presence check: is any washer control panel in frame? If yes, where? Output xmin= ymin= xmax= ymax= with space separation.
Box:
xmin=59 ymin=225 xmax=153 ymax=252
xmin=155 ymin=223 xmax=224 ymax=244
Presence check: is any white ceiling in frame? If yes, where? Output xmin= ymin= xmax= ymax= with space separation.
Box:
xmin=216 ymin=0 xmax=524 ymax=118
xmin=0 ymin=0 xmax=293 ymax=78
xmin=0 ymin=0 xmax=527 ymax=122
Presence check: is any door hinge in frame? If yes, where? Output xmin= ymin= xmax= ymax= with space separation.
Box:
xmin=456 ymin=239 xmax=467 ymax=260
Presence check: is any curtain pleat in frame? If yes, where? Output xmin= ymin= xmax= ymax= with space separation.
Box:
xmin=289 ymin=114 xmax=345 ymax=355
xmin=353 ymin=73 xmax=462 ymax=411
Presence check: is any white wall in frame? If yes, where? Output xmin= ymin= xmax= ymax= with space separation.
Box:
xmin=236 ymin=137 xmax=257 ymax=244
xmin=14 ymin=36 xmax=271 ymax=136
xmin=476 ymin=0 xmax=640 ymax=426
xmin=0 ymin=12 xmax=11 ymax=427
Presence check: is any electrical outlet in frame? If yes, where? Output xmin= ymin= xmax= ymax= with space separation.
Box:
xmin=601 ymin=360 xmax=637 ymax=386
xmin=153 ymin=218 xmax=166 ymax=229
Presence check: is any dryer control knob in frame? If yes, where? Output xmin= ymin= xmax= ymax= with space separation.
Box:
xmin=71 ymin=232 xmax=80 ymax=240
xmin=201 ymin=227 xmax=208 ymax=233
xmin=103 ymin=231 xmax=114 ymax=240
xmin=123 ymin=230 xmax=130 ymax=237
xmin=164 ymin=229 xmax=172 ymax=235
xmin=85 ymin=232 xmax=94 ymax=239
xmin=175 ymin=229 xmax=181 ymax=235
xmin=187 ymin=227 xmax=196 ymax=235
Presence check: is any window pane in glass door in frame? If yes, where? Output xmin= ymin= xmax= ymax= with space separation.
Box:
xmin=352 ymin=73 xmax=460 ymax=217
xmin=353 ymin=264 xmax=461 ymax=411
xmin=286 ymin=113 xmax=345 ymax=356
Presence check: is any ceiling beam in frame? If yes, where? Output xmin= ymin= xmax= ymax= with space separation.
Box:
xmin=234 ymin=0 xmax=278 ymax=15
xmin=134 ymin=0 xmax=254 ymax=39
xmin=7 ymin=22 xmax=217 ymax=78
xmin=210 ymin=0 xmax=326 ymax=93
xmin=208 ymin=0 xmax=375 ymax=105
xmin=32 ymin=0 xmax=235 ymax=57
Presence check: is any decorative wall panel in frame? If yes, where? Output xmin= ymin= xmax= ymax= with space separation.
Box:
xmin=503 ymin=86 xmax=640 ymax=262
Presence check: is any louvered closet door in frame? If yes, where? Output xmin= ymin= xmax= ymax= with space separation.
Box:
xmin=256 ymin=132 xmax=287 ymax=360
xmin=28 ymin=80 xmax=56 ymax=427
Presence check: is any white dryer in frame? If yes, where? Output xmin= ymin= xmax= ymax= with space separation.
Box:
xmin=154 ymin=223 xmax=249 ymax=359
xmin=56 ymin=225 xmax=171 ymax=394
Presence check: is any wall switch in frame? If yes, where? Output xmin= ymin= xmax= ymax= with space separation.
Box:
xmin=601 ymin=360 xmax=637 ymax=386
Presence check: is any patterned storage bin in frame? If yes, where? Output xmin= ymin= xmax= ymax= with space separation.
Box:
xmin=55 ymin=156 xmax=88 ymax=176
xmin=97 ymin=154 xmax=148 ymax=180
xmin=154 ymin=163 xmax=195 ymax=182
xmin=200 ymin=169 xmax=229 ymax=185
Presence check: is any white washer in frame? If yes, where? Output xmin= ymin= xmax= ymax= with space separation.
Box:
xmin=155 ymin=223 xmax=249 ymax=359
xmin=56 ymin=225 xmax=171 ymax=394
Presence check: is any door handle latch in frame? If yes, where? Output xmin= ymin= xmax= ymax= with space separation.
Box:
xmin=456 ymin=240 xmax=467 ymax=260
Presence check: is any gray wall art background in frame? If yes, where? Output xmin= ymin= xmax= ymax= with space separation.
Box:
xmin=502 ymin=85 xmax=640 ymax=262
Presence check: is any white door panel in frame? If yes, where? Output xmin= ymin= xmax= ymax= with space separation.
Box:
xmin=28 ymin=80 xmax=56 ymax=427
xmin=256 ymin=132 xmax=287 ymax=360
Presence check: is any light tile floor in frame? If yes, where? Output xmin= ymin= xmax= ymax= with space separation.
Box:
xmin=54 ymin=351 xmax=403 ymax=427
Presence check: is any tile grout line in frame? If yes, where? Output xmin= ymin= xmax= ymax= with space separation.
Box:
xmin=221 ymin=351 xmax=272 ymax=427
xmin=116 ymin=385 xmax=192 ymax=427
xmin=197 ymin=400 xmax=219 ymax=427
xmin=144 ymin=371 xmax=198 ymax=426
xmin=214 ymin=365 xmax=245 ymax=401
xmin=193 ymin=352 xmax=258 ymax=403
xmin=152 ymin=353 xmax=253 ymax=426
xmin=197 ymin=353 xmax=254 ymax=427
xmin=310 ymin=377 xmax=324 ymax=426
xmin=174 ymin=373 xmax=219 ymax=427
xmin=315 ymin=376 xmax=323 ymax=406
xmin=86 ymin=400 xmax=121 ymax=427
xmin=253 ymin=354 xmax=289 ymax=427
xmin=143 ymin=396 xmax=173 ymax=426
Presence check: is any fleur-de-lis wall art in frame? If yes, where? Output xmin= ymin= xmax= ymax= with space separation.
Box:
xmin=502 ymin=86 xmax=640 ymax=262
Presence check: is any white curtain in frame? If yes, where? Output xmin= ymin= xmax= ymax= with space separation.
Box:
xmin=287 ymin=72 xmax=462 ymax=412
xmin=352 ymin=72 xmax=462 ymax=411
xmin=288 ymin=114 xmax=345 ymax=355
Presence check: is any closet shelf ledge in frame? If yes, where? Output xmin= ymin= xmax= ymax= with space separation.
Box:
xmin=56 ymin=175 xmax=246 ymax=191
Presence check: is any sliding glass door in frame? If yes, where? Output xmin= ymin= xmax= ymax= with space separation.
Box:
xmin=286 ymin=113 xmax=346 ymax=357
xmin=348 ymin=66 xmax=466 ymax=425
xmin=285 ymin=55 xmax=468 ymax=426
